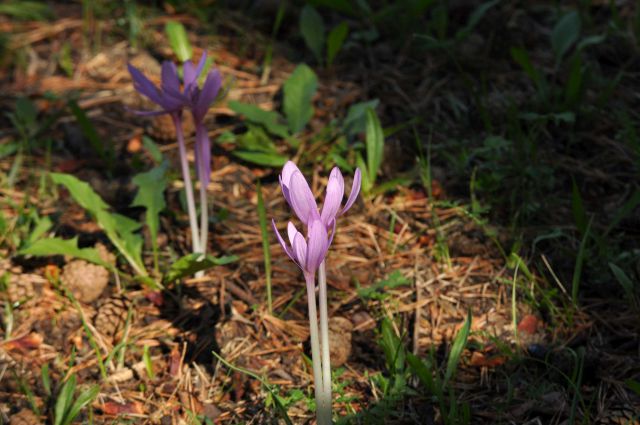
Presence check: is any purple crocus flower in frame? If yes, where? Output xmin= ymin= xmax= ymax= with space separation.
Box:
xmin=271 ymin=161 xmax=361 ymax=424
xmin=279 ymin=161 xmax=361 ymax=229
xmin=127 ymin=53 xmax=222 ymax=257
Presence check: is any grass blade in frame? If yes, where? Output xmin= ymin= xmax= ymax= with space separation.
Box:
xmin=256 ymin=181 xmax=273 ymax=313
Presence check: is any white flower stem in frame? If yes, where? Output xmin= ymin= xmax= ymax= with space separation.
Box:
xmin=304 ymin=273 xmax=330 ymax=425
xmin=172 ymin=114 xmax=200 ymax=255
xmin=318 ymin=261 xmax=332 ymax=420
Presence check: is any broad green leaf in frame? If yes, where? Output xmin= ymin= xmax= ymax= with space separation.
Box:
xmin=25 ymin=215 xmax=52 ymax=246
xmin=327 ymin=22 xmax=349 ymax=66
xmin=0 ymin=1 xmax=53 ymax=20
xmin=233 ymin=150 xmax=288 ymax=167
xmin=300 ymin=5 xmax=325 ymax=64
xmin=379 ymin=317 xmax=405 ymax=374
xmin=609 ymin=263 xmax=636 ymax=304
xmin=626 ymin=379 xmax=640 ymax=396
xmin=443 ymin=311 xmax=471 ymax=387
xmin=0 ymin=142 xmax=18 ymax=159
xmin=407 ymin=352 xmax=434 ymax=393
xmin=51 ymin=173 xmax=146 ymax=276
xmin=132 ymin=163 xmax=168 ymax=252
xmin=50 ymin=173 xmax=109 ymax=212
xmin=20 ymin=237 xmax=107 ymax=267
xmin=165 ymin=21 xmax=192 ymax=62
xmin=68 ymin=101 xmax=112 ymax=167
xmin=283 ymin=64 xmax=318 ymax=134
xmin=343 ymin=99 xmax=379 ymax=137
xmin=165 ymin=253 xmax=238 ymax=283
xmin=357 ymin=270 xmax=410 ymax=300
xmin=356 ymin=153 xmax=371 ymax=194
xmin=365 ymin=108 xmax=384 ymax=186
xmin=142 ymin=136 xmax=164 ymax=164
xmin=229 ymin=101 xmax=289 ymax=138
xmin=551 ymin=11 xmax=580 ymax=64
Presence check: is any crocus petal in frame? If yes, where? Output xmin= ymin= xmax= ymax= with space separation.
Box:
xmin=287 ymin=222 xmax=299 ymax=246
xmin=293 ymin=232 xmax=308 ymax=270
xmin=272 ymin=219 xmax=295 ymax=262
xmin=280 ymin=161 xmax=300 ymax=206
xmin=320 ymin=167 xmax=345 ymax=227
xmin=289 ymin=171 xmax=319 ymax=225
xmin=194 ymin=124 xmax=211 ymax=188
xmin=340 ymin=167 xmax=362 ymax=215
xmin=124 ymin=107 xmax=170 ymax=117
xmin=128 ymin=64 xmax=164 ymax=106
xmin=327 ymin=217 xmax=337 ymax=247
xmin=161 ymin=61 xmax=183 ymax=100
xmin=305 ymin=219 xmax=328 ymax=273
xmin=192 ymin=69 xmax=222 ymax=122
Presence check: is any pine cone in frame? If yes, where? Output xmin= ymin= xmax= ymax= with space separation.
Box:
xmin=94 ymin=296 xmax=130 ymax=342
xmin=10 ymin=409 xmax=41 ymax=425
xmin=61 ymin=260 xmax=109 ymax=303
xmin=328 ymin=317 xmax=353 ymax=367
xmin=7 ymin=273 xmax=46 ymax=305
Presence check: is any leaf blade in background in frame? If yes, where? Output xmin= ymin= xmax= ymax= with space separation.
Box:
xmin=443 ymin=311 xmax=471 ymax=388
xmin=132 ymin=162 xmax=168 ymax=256
xmin=164 ymin=253 xmax=238 ymax=283
xmin=283 ymin=64 xmax=318 ymax=134
xmin=233 ymin=150 xmax=288 ymax=167
xmin=229 ymin=101 xmax=290 ymax=139
xmin=19 ymin=237 xmax=107 ymax=267
xmin=165 ymin=21 xmax=192 ymax=62
xmin=51 ymin=172 xmax=146 ymax=276
xmin=327 ymin=21 xmax=349 ymax=66
xmin=551 ymin=11 xmax=581 ymax=64
xmin=300 ymin=5 xmax=325 ymax=64
xmin=343 ymin=99 xmax=380 ymax=137
xmin=365 ymin=108 xmax=384 ymax=187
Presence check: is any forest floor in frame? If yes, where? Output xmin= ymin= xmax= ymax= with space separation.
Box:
xmin=0 ymin=2 xmax=639 ymax=424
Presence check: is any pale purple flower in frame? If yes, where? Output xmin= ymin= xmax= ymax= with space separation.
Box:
xmin=128 ymin=53 xmax=221 ymax=189
xmin=271 ymin=219 xmax=331 ymax=277
xmin=279 ymin=161 xmax=361 ymax=229
xmin=272 ymin=161 xmax=361 ymax=276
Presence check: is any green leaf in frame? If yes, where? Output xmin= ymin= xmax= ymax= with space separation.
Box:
xmin=51 ymin=173 xmax=146 ymax=276
xmin=257 ymin=181 xmax=272 ymax=314
xmin=626 ymin=379 xmax=640 ymax=396
xmin=233 ymin=150 xmax=288 ymax=167
xmin=609 ymin=263 xmax=636 ymax=305
xmin=20 ymin=237 xmax=106 ymax=267
xmin=357 ymin=270 xmax=410 ymax=300
xmin=365 ymin=108 xmax=384 ymax=187
xmin=407 ymin=352 xmax=434 ymax=393
xmin=132 ymin=163 xmax=168 ymax=252
xmin=300 ymin=5 xmax=325 ymax=64
xmin=551 ymin=11 xmax=581 ymax=64
xmin=283 ymin=64 xmax=318 ymax=134
xmin=0 ymin=1 xmax=53 ymax=20
xmin=455 ymin=0 xmax=499 ymax=41
xmin=228 ymin=101 xmax=290 ymax=138
xmin=61 ymin=385 xmax=99 ymax=425
xmin=68 ymin=101 xmax=112 ymax=167
xmin=165 ymin=21 xmax=192 ymax=62
xmin=343 ymin=99 xmax=379 ymax=137
xmin=164 ymin=253 xmax=238 ymax=283
xmin=510 ymin=47 xmax=547 ymax=98
xmin=356 ymin=153 xmax=371 ymax=194
xmin=379 ymin=318 xmax=405 ymax=375
xmin=326 ymin=22 xmax=349 ymax=66
xmin=142 ymin=136 xmax=164 ymax=164
xmin=54 ymin=374 xmax=76 ymax=425
xmin=443 ymin=311 xmax=471 ymax=388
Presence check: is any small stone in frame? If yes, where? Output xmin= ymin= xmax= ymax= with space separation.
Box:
xmin=328 ymin=317 xmax=353 ymax=367
xmin=10 ymin=409 xmax=41 ymax=425
xmin=202 ymin=403 xmax=221 ymax=421
xmin=7 ymin=273 xmax=45 ymax=304
xmin=95 ymin=243 xmax=116 ymax=266
xmin=61 ymin=260 xmax=109 ymax=303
